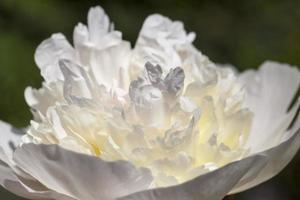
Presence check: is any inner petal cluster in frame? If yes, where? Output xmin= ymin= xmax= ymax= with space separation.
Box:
xmin=23 ymin=61 xmax=252 ymax=187
xmin=22 ymin=6 xmax=253 ymax=187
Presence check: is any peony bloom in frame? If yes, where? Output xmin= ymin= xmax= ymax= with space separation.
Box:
xmin=1 ymin=5 xmax=300 ymax=200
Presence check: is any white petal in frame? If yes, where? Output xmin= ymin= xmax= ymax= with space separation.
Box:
xmin=46 ymin=107 xmax=68 ymax=140
xmin=0 ymin=121 xmax=22 ymax=161
xmin=133 ymin=14 xmax=195 ymax=72
xmin=24 ymin=83 xmax=63 ymax=118
xmin=0 ymin=162 xmax=74 ymax=200
xmin=231 ymin=126 xmax=300 ymax=193
xmin=238 ymin=61 xmax=300 ymax=152
xmin=137 ymin=14 xmax=195 ymax=46
xmin=90 ymin=41 xmax=131 ymax=88
xmin=119 ymin=155 xmax=267 ymax=200
xmin=0 ymin=121 xmax=73 ymax=199
xmin=0 ymin=121 xmax=30 ymax=179
xmin=14 ymin=144 xmax=153 ymax=200
xmin=59 ymin=59 xmax=93 ymax=101
xmin=88 ymin=6 xmax=110 ymax=43
xmin=73 ymin=23 xmax=89 ymax=49
xmin=0 ymin=158 xmax=41 ymax=199
xmin=35 ymin=33 xmax=75 ymax=82
xmin=87 ymin=6 xmax=122 ymax=49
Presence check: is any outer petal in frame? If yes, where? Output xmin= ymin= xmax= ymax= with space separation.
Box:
xmin=14 ymin=143 xmax=153 ymax=200
xmin=118 ymin=155 xmax=267 ymax=200
xmin=0 ymin=121 xmax=74 ymax=200
xmin=35 ymin=33 xmax=75 ymax=82
xmin=0 ymin=164 xmax=75 ymax=200
xmin=0 ymin=120 xmax=21 ymax=161
xmin=231 ymin=126 xmax=300 ymax=193
xmin=238 ymin=61 xmax=300 ymax=152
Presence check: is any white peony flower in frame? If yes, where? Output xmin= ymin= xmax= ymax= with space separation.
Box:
xmin=1 ymin=6 xmax=300 ymax=200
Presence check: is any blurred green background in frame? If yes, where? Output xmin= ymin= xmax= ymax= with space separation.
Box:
xmin=0 ymin=0 xmax=299 ymax=199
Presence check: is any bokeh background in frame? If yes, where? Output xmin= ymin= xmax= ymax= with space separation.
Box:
xmin=0 ymin=0 xmax=299 ymax=199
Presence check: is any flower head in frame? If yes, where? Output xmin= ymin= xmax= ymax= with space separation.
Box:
xmin=1 ymin=5 xmax=300 ymax=200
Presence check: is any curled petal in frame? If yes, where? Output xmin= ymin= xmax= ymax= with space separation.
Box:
xmin=35 ymin=34 xmax=75 ymax=82
xmin=59 ymin=59 xmax=93 ymax=102
xmin=164 ymin=67 xmax=185 ymax=96
xmin=133 ymin=14 xmax=195 ymax=71
xmin=145 ymin=62 xmax=163 ymax=85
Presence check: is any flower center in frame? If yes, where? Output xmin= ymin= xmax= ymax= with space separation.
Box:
xmin=22 ymin=61 xmax=253 ymax=187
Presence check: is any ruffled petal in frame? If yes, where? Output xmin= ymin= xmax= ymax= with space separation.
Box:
xmin=35 ymin=34 xmax=75 ymax=82
xmin=133 ymin=14 xmax=195 ymax=74
xmin=24 ymin=83 xmax=63 ymax=119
